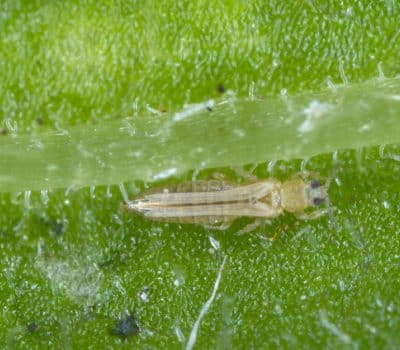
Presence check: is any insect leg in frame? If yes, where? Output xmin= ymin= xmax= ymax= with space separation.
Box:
xmin=232 ymin=166 xmax=258 ymax=182
xmin=204 ymin=221 xmax=233 ymax=231
xmin=291 ymin=170 xmax=321 ymax=181
xmin=235 ymin=219 xmax=272 ymax=236
xmin=268 ymin=224 xmax=288 ymax=241
xmin=295 ymin=208 xmax=330 ymax=220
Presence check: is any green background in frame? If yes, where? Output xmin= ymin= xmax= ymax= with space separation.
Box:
xmin=1 ymin=1 xmax=400 ymax=349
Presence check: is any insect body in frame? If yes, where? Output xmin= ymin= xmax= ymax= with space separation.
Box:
xmin=121 ymin=174 xmax=331 ymax=232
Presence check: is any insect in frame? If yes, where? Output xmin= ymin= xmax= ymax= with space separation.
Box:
xmin=121 ymin=172 xmax=332 ymax=234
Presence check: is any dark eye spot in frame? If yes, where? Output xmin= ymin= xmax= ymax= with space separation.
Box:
xmin=313 ymin=197 xmax=324 ymax=206
xmin=311 ymin=180 xmax=321 ymax=188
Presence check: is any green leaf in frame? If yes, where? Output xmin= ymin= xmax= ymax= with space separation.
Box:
xmin=1 ymin=1 xmax=400 ymax=348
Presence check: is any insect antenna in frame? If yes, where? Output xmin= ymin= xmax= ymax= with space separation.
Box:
xmin=324 ymin=165 xmax=339 ymax=229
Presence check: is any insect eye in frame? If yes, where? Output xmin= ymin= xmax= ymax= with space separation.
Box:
xmin=311 ymin=180 xmax=321 ymax=189
xmin=313 ymin=197 xmax=324 ymax=206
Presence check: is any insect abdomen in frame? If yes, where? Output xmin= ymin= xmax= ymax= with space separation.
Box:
xmin=175 ymin=180 xmax=233 ymax=193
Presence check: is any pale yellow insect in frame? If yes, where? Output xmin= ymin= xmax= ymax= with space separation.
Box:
xmin=121 ymin=172 xmax=332 ymax=233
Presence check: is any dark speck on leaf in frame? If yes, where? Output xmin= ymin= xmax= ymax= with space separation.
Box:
xmin=206 ymin=106 xmax=213 ymax=112
xmin=53 ymin=222 xmax=64 ymax=236
xmin=27 ymin=323 xmax=38 ymax=333
xmin=36 ymin=117 xmax=44 ymax=125
xmin=217 ymin=83 xmax=225 ymax=94
xmin=0 ymin=128 xmax=7 ymax=135
xmin=112 ymin=313 xmax=140 ymax=338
